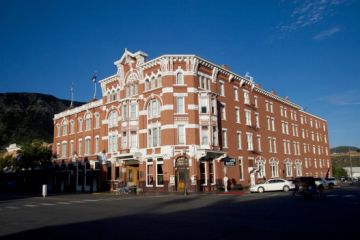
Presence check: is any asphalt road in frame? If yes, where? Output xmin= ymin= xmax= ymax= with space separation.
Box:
xmin=1 ymin=184 xmax=359 ymax=240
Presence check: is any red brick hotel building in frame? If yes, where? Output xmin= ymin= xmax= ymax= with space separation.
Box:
xmin=53 ymin=49 xmax=331 ymax=192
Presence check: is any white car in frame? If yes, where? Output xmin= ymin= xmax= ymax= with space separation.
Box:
xmin=325 ymin=177 xmax=337 ymax=188
xmin=249 ymin=178 xmax=295 ymax=193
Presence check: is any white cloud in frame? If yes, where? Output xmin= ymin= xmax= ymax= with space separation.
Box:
xmin=313 ymin=26 xmax=341 ymax=40
xmin=278 ymin=0 xmax=346 ymax=32
xmin=317 ymin=90 xmax=360 ymax=106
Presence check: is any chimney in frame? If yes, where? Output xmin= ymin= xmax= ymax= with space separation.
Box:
xmin=271 ymin=89 xmax=277 ymax=95
xmin=221 ymin=64 xmax=230 ymax=70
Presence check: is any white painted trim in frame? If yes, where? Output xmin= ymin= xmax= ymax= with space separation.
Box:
xmin=187 ymin=87 xmax=197 ymax=93
xmin=161 ymin=105 xmax=174 ymax=111
xmin=139 ymin=110 xmax=147 ymax=116
xmin=54 ymin=99 xmax=103 ymax=120
xmin=173 ymin=93 xmax=188 ymax=97
xmin=188 ymin=104 xmax=198 ymax=110
xmin=161 ymin=124 xmax=175 ymax=130
xmin=138 ymin=129 xmax=147 ymax=134
xmin=162 ymin=87 xmax=174 ymax=94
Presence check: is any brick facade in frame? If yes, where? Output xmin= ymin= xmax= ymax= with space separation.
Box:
xmin=53 ymin=49 xmax=331 ymax=192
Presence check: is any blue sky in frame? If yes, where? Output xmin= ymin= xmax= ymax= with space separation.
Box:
xmin=1 ymin=0 xmax=359 ymax=148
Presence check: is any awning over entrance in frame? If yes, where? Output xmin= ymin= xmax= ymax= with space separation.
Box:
xmin=115 ymin=154 xmax=139 ymax=166
xmin=199 ymin=150 xmax=226 ymax=161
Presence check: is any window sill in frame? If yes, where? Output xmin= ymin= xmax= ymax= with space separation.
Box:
xmin=173 ymin=84 xmax=187 ymax=87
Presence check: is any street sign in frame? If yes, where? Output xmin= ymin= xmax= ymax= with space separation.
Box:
xmin=224 ymin=157 xmax=236 ymax=166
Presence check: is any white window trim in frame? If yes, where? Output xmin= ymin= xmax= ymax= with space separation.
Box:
xmin=239 ymin=157 xmax=244 ymax=181
xmin=200 ymin=161 xmax=207 ymax=186
xmin=156 ymin=159 xmax=164 ymax=187
xmin=146 ymin=160 xmax=154 ymax=187
xmin=222 ymin=129 xmax=228 ymax=148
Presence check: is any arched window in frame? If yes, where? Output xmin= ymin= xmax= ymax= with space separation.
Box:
xmin=107 ymin=91 xmax=111 ymax=103
xmin=70 ymin=120 xmax=75 ymax=134
xmin=295 ymin=160 xmax=302 ymax=176
xmin=95 ymin=113 xmax=100 ymax=128
xmin=147 ymin=99 xmax=160 ymax=118
xmin=85 ymin=113 xmax=92 ymax=131
xmin=145 ymin=79 xmax=150 ymax=91
xmin=62 ymin=119 xmax=68 ymax=136
xmin=270 ymin=158 xmax=279 ymax=177
xmin=78 ymin=118 xmax=83 ymax=132
xmin=112 ymin=90 xmax=116 ymax=101
xmin=176 ymin=72 xmax=184 ymax=84
xmin=61 ymin=142 xmax=67 ymax=158
xmin=151 ymin=77 xmax=156 ymax=89
xmin=108 ymin=110 xmax=118 ymax=128
xmin=56 ymin=124 xmax=61 ymax=137
xmin=285 ymin=159 xmax=292 ymax=177
xmin=116 ymin=89 xmax=120 ymax=100
xmin=256 ymin=158 xmax=265 ymax=178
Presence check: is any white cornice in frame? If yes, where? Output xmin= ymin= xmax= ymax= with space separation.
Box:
xmin=98 ymin=74 xmax=118 ymax=84
xmin=54 ymin=99 xmax=103 ymax=120
xmin=299 ymin=110 xmax=327 ymax=122
xmin=253 ymin=88 xmax=301 ymax=110
xmin=94 ymin=52 xmax=325 ymax=123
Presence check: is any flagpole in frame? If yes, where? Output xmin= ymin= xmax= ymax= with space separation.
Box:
xmin=92 ymin=73 xmax=97 ymax=100
xmin=70 ymin=82 xmax=74 ymax=108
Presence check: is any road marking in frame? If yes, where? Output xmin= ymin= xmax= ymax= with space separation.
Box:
xmin=56 ymin=202 xmax=72 ymax=205
xmin=5 ymin=206 xmax=20 ymax=209
xmin=40 ymin=203 xmax=56 ymax=206
xmin=327 ymin=194 xmax=338 ymax=197
xmin=23 ymin=204 xmax=38 ymax=208
xmin=70 ymin=200 xmax=86 ymax=203
xmin=343 ymin=195 xmax=354 ymax=198
xmin=82 ymin=199 xmax=99 ymax=202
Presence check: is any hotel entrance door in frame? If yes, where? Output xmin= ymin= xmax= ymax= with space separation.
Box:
xmin=175 ymin=157 xmax=189 ymax=192
xmin=126 ymin=166 xmax=139 ymax=187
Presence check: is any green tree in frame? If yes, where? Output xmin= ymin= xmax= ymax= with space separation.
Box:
xmin=332 ymin=164 xmax=348 ymax=178
xmin=16 ymin=139 xmax=52 ymax=170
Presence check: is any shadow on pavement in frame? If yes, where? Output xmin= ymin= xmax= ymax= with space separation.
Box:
xmin=1 ymin=188 xmax=359 ymax=240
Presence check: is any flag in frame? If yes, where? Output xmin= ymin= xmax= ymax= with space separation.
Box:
xmin=92 ymin=73 xmax=97 ymax=83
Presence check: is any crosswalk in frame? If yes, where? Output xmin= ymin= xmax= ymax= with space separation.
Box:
xmin=0 ymin=198 xmax=112 ymax=211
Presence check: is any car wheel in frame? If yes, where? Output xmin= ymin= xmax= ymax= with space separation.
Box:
xmin=283 ymin=185 xmax=290 ymax=192
xmin=258 ymin=187 xmax=264 ymax=193
xmin=328 ymin=183 xmax=334 ymax=189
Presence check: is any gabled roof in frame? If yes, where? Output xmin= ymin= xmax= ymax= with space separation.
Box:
xmin=114 ymin=49 xmax=148 ymax=65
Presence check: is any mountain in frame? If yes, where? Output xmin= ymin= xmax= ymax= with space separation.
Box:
xmin=0 ymin=93 xmax=84 ymax=151
xmin=331 ymin=146 xmax=360 ymax=154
